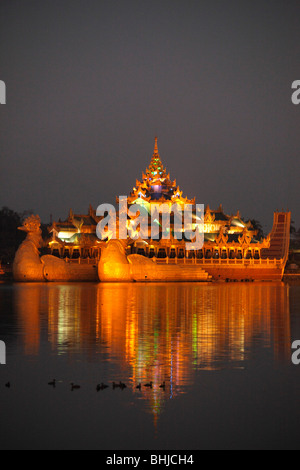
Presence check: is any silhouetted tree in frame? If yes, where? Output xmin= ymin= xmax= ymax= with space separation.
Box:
xmin=290 ymin=220 xmax=296 ymax=234
xmin=290 ymin=224 xmax=300 ymax=249
xmin=0 ymin=207 xmax=26 ymax=264
xmin=249 ymin=219 xmax=264 ymax=241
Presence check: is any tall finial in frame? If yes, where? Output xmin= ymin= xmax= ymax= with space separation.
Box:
xmin=154 ymin=136 xmax=159 ymax=156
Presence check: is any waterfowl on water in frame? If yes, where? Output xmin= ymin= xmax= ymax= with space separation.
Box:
xmin=113 ymin=381 xmax=127 ymax=389
xmin=71 ymin=383 xmax=81 ymax=391
xmin=144 ymin=381 xmax=153 ymax=388
xmin=159 ymin=381 xmax=166 ymax=390
xmin=97 ymin=383 xmax=109 ymax=391
xmin=136 ymin=383 xmax=142 ymax=391
xmin=48 ymin=379 xmax=56 ymax=387
xmin=5 ymin=382 xmax=10 ymax=388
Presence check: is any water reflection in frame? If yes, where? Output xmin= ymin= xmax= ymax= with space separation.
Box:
xmin=13 ymin=282 xmax=291 ymax=418
xmin=15 ymin=284 xmax=42 ymax=356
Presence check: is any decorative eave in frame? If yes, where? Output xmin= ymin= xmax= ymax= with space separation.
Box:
xmin=215 ymin=226 xmax=229 ymax=245
xmin=127 ymin=194 xmax=152 ymax=204
xmin=260 ymin=235 xmax=271 ymax=249
xmin=205 ymin=208 xmax=215 ymax=224
xmin=238 ymin=228 xmax=252 ymax=247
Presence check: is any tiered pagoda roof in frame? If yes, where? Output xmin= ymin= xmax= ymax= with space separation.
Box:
xmin=128 ymin=137 xmax=195 ymax=205
xmin=49 ymin=205 xmax=100 ymax=243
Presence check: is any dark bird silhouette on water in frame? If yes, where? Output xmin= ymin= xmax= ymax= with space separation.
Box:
xmin=144 ymin=381 xmax=153 ymax=389
xmin=97 ymin=383 xmax=109 ymax=392
xmin=5 ymin=382 xmax=10 ymax=388
xmin=119 ymin=381 xmax=127 ymax=390
xmin=48 ymin=379 xmax=56 ymax=388
xmin=71 ymin=383 xmax=81 ymax=391
xmin=113 ymin=381 xmax=127 ymax=390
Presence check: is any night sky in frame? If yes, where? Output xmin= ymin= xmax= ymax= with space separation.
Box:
xmin=0 ymin=0 xmax=299 ymax=232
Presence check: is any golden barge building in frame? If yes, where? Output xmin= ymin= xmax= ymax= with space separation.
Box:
xmin=43 ymin=138 xmax=290 ymax=282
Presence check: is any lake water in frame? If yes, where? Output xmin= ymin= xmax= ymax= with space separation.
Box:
xmin=0 ymin=281 xmax=299 ymax=450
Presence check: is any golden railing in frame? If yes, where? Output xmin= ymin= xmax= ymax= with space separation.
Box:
xmin=64 ymin=258 xmax=98 ymax=265
xmin=154 ymin=257 xmax=283 ymax=266
xmin=61 ymin=256 xmax=283 ymax=267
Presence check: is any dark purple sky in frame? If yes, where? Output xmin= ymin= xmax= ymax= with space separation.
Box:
xmin=0 ymin=0 xmax=299 ymax=232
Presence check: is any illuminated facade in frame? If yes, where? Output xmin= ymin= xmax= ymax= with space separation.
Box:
xmin=47 ymin=205 xmax=103 ymax=260
xmin=45 ymin=138 xmax=291 ymax=282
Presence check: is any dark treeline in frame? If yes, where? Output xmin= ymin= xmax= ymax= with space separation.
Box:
xmin=249 ymin=219 xmax=264 ymax=241
xmin=290 ymin=220 xmax=300 ymax=250
xmin=0 ymin=207 xmax=26 ymax=264
xmin=0 ymin=207 xmax=49 ymax=265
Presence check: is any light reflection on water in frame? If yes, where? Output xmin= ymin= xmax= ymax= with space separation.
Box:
xmin=5 ymin=282 xmax=292 ymax=420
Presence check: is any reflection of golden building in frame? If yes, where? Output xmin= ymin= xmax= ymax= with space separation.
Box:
xmin=15 ymin=284 xmax=42 ymax=356
xmin=16 ymin=283 xmax=291 ymax=417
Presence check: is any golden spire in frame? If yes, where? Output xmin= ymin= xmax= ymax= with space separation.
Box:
xmin=153 ymin=136 xmax=159 ymax=156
